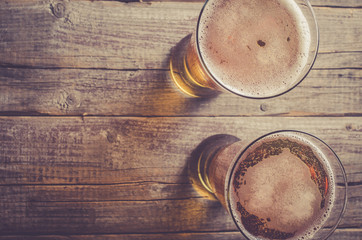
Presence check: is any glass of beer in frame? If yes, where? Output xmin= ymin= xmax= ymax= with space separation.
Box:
xmin=189 ymin=131 xmax=347 ymax=239
xmin=170 ymin=0 xmax=319 ymax=97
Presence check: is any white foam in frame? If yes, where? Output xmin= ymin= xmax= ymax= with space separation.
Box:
xmin=198 ymin=0 xmax=312 ymax=97
xmin=229 ymin=132 xmax=335 ymax=240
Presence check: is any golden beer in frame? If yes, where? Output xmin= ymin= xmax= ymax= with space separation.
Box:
xmin=170 ymin=34 xmax=221 ymax=97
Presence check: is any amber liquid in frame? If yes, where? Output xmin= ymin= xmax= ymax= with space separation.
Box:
xmin=169 ymin=34 xmax=221 ymax=97
xmin=206 ymin=141 xmax=247 ymax=208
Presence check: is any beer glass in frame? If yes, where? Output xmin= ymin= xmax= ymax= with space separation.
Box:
xmin=170 ymin=0 xmax=319 ymax=97
xmin=189 ymin=131 xmax=347 ymax=239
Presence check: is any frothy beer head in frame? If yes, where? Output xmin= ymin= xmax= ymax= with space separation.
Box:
xmin=229 ymin=133 xmax=335 ymax=239
xmin=197 ymin=0 xmax=314 ymax=97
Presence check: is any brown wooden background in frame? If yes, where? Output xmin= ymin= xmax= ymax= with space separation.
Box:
xmin=0 ymin=0 xmax=361 ymax=239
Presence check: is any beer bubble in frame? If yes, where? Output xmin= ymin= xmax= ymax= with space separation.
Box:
xmin=257 ymin=40 xmax=266 ymax=47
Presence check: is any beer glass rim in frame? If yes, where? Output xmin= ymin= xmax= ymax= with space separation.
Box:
xmin=225 ymin=130 xmax=348 ymax=240
xmin=195 ymin=0 xmax=319 ymax=99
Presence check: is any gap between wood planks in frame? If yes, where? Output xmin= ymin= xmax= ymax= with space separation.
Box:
xmin=0 ymin=228 xmax=360 ymax=237
xmin=1 ymin=51 xmax=362 ymax=71
xmin=0 ymin=64 xmax=361 ymax=72
xmin=0 ymin=181 xmax=360 ymax=187
xmin=308 ymin=5 xmax=362 ymax=9
xmin=0 ymin=181 xmax=361 ymax=187
xmin=105 ymin=0 xmax=362 ymax=9
xmin=0 ymin=113 xmax=362 ymax=117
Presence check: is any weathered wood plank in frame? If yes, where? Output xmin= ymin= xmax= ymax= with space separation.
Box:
xmin=0 ymin=117 xmax=360 ymax=234
xmin=0 ymin=68 xmax=361 ymax=116
xmin=0 ymin=187 xmax=360 ymax=234
xmin=0 ymin=117 xmax=360 ymax=184
xmin=0 ymin=183 xmax=360 ymax=234
xmin=0 ymin=197 xmax=236 ymax=234
xmin=0 ymin=228 xmax=361 ymax=240
xmin=314 ymin=52 xmax=362 ymax=69
xmin=0 ymin=184 xmax=360 ymax=234
xmin=0 ymin=1 xmax=361 ymax=69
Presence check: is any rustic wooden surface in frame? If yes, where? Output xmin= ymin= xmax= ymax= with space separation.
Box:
xmin=0 ymin=0 xmax=361 ymax=239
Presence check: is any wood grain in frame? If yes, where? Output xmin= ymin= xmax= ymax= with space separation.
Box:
xmin=1 ymin=117 xmax=361 ymax=184
xmin=0 ymin=68 xmax=361 ymax=116
xmin=0 ymin=184 xmax=360 ymax=234
xmin=0 ymin=1 xmax=361 ymax=70
xmin=0 ymin=117 xmax=361 ymax=235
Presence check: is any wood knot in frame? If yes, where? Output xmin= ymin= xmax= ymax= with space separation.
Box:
xmin=345 ymin=123 xmax=362 ymax=132
xmin=50 ymin=3 xmax=65 ymax=18
xmin=260 ymin=103 xmax=268 ymax=112
xmin=107 ymin=132 xmax=117 ymax=143
xmin=56 ymin=91 xmax=78 ymax=112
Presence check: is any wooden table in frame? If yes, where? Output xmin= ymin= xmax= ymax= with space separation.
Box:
xmin=0 ymin=0 xmax=361 ymax=239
